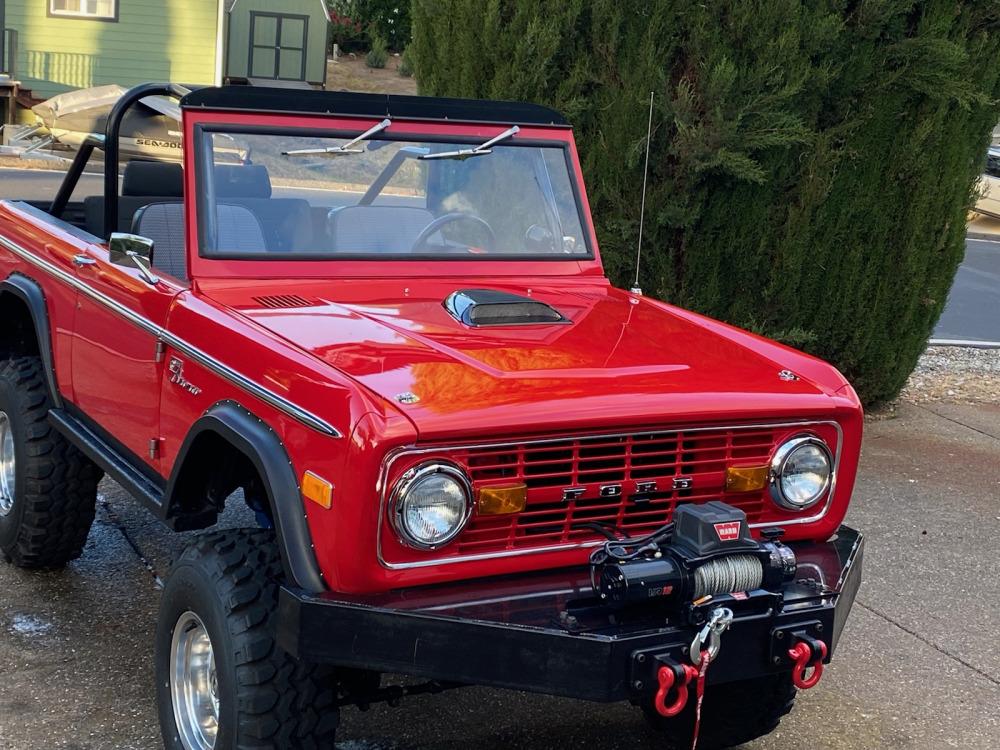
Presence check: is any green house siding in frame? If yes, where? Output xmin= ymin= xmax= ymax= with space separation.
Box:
xmin=225 ymin=0 xmax=327 ymax=85
xmin=6 ymin=0 xmax=219 ymax=100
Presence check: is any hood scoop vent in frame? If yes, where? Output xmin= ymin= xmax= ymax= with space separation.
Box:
xmin=444 ymin=289 xmax=569 ymax=327
xmin=251 ymin=294 xmax=319 ymax=309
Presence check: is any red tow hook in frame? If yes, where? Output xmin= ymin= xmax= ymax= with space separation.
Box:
xmin=788 ymin=637 xmax=828 ymax=689
xmin=653 ymin=663 xmax=700 ymax=717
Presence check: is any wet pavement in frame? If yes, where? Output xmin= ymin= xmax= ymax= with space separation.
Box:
xmin=1 ymin=402 xmax=998 ymax=750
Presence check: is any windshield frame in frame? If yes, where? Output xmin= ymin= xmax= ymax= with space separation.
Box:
xmin=192 ymin=122 xmax=596 ymax=263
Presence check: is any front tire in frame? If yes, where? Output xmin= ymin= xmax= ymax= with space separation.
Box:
xmin=155 ymin=529 xmax=339 ymax=750
xmin=0 ymin=356 xmax=101 ymax=567
xmin=642 ymin=672 xmax=797 ymax=750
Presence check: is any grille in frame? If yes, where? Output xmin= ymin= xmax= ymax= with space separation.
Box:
xmin=448 ymin=426 xmax=782 ymax=555
xmin=251 ymin=294 xmax=317 ymax=309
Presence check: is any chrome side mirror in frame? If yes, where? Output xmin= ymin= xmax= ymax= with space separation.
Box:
xmin=109 ymin=233 xmax=159 ymax=285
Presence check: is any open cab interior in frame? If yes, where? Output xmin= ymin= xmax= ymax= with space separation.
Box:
xmin=11 ymin=83 xmax=596 ymax=287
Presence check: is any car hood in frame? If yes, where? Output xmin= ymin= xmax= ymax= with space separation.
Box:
xmin=205 ymin=279 xmax=841 ymax=439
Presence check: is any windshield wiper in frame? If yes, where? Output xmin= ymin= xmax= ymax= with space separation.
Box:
xmin=283 ymin=118 xmax=391 ymax=157
xmin=419 ymin=125 xmax=519 ymax=161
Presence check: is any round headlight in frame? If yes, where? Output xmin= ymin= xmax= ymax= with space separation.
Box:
xmin=391 ymin=463 xmax=472 ymax=549
xmin=769 ymin=436 xmax=833 ymax=511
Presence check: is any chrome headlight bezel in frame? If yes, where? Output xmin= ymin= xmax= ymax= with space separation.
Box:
xmin=769 ymin=435 xmax=833 ymax=511
xmin=389 ymin=461 xmax=473 ymax=550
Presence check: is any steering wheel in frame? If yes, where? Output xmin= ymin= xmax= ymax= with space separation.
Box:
xmin=411 ymin=212 xmax=497 ymax=254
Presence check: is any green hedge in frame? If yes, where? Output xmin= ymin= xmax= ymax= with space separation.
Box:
xmin=411 ymin=0 xmax=1000 ymax=405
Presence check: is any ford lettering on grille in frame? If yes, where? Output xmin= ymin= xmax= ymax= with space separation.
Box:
xmin=447 ymin=425 xmax=800 ymax=556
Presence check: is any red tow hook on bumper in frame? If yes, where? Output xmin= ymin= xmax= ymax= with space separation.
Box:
xmin=788 ymin=636 xmax=828 ymax=689
xmin=653 ymin=663 xmax=700 ymax=717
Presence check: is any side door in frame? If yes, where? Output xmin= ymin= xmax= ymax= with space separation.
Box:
xmin=69 ymin=244 xmax=183 ymax=475
xmin=249 ymin=12 xmax=308 ymax=82
xmin=0 ymin=203 xmax=90 ymax=405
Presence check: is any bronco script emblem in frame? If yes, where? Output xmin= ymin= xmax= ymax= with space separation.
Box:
xmin=168 ymin=357 xmax=202 ymax=396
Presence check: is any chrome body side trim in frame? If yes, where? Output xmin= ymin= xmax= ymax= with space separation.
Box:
xmin=0 ymin=229 xmax=342 ymax=438
xmin=377 ymin=420 xmax=844 ymax=570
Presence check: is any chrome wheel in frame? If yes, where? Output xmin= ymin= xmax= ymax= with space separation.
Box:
xmin=0 ymin=411 xmax=15 ymax=517
xmin=170 ymin=611 xmax=219 ymax=750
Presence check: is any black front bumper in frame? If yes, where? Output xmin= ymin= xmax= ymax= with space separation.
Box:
xmin=277 ymin=526 xmax=863 ymax=703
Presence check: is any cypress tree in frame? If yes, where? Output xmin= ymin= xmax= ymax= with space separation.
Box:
xmin=411 ymin=0 xmax=1000 ymax=405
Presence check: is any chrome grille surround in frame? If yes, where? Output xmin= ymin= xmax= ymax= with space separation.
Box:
xmin=377 ymin=420 xmax=842 ymax=570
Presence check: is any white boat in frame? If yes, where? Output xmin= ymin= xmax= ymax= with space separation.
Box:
xmin=30 ymin=84 xmax=184 ymax=161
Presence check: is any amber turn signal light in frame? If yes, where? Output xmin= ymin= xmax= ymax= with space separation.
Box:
xmin=725 ymin=465 xmax=770 ymax=493
xmin=477 ymin=483 xmax=527 ymax=515
xmin=302 ymin=471 xmax=334 ymax=509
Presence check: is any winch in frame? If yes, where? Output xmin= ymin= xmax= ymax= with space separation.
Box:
xmin=590 ymin=501 xmax=796 ymax=608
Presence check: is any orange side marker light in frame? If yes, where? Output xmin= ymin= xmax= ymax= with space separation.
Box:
xmin=302 ymin=471 xmax=334 ymax=509
xmin=725 ymin=465 xmax=770 ymax=493
xmin=477 ymin=483 xmax=528 ymax=515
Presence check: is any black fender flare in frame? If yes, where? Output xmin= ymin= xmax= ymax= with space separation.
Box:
xmin=166 ymin=400 xmax=326 ymax=594
xmin=0 ymin=273 xmax=62 ymax=408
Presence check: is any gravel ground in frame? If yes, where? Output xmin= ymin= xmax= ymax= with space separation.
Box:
xmin=899 ymin=345 xmax=1000 ymax=404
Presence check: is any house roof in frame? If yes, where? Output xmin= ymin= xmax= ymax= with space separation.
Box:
xmin=180 ymin=86 xmax=570 ymax=127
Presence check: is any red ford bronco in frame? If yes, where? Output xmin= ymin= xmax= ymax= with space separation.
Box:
xmin=0 ymin=84 xmax=863 ymax=750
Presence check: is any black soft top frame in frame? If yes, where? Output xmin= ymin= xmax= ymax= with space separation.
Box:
xmin=49 ymin=82 xmax=570 ymax=241
xmin=180 ymin=86 xmax=570 ymax=128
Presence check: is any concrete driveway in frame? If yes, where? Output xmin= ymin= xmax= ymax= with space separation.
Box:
xmin=0 ymin=401 xmax=997 ymax=750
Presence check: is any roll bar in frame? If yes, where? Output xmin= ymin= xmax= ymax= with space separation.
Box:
xmin=48 ymin=136 xmax=100 ymax=220
xmin=102 ymin=82 xmax=189 ymax=239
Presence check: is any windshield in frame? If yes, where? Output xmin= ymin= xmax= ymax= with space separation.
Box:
xmin=196 ymin=129 xmax=591 ymax=260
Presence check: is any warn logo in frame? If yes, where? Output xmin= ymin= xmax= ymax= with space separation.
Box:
xmin=713 ymin=521 xmax=742 ymax=541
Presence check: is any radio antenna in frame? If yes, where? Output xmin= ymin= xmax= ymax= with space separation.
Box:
xmin=631 ymin=91 xmax=655 ymax=295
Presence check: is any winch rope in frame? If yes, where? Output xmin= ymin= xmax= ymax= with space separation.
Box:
xmin=686 ymin=607 xmax=733 ymax=750
xmin=692 ymin=554 xmax=762 ymax=599
xmin=691 ymin=649 xmax=711 ymax=750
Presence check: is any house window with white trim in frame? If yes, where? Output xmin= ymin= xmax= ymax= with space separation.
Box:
xmin=49 ymin=0 xmax=117 ymax=20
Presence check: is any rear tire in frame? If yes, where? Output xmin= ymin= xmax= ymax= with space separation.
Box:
xmin=156 ymin=528 xmax=339 ymax=750
xmin=0 ymin=356 xmax=101 ymax=567
xmin=642 ymin=672 xmax=797 ymax=750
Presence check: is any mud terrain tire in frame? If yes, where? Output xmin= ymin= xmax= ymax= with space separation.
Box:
xmin=156 ymin=529 xmax=339 ymax=750
xmin=642 ymin=672 xmax=797 ymax=750
xmin=0 ymin=356 xmax=101 ymax=567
